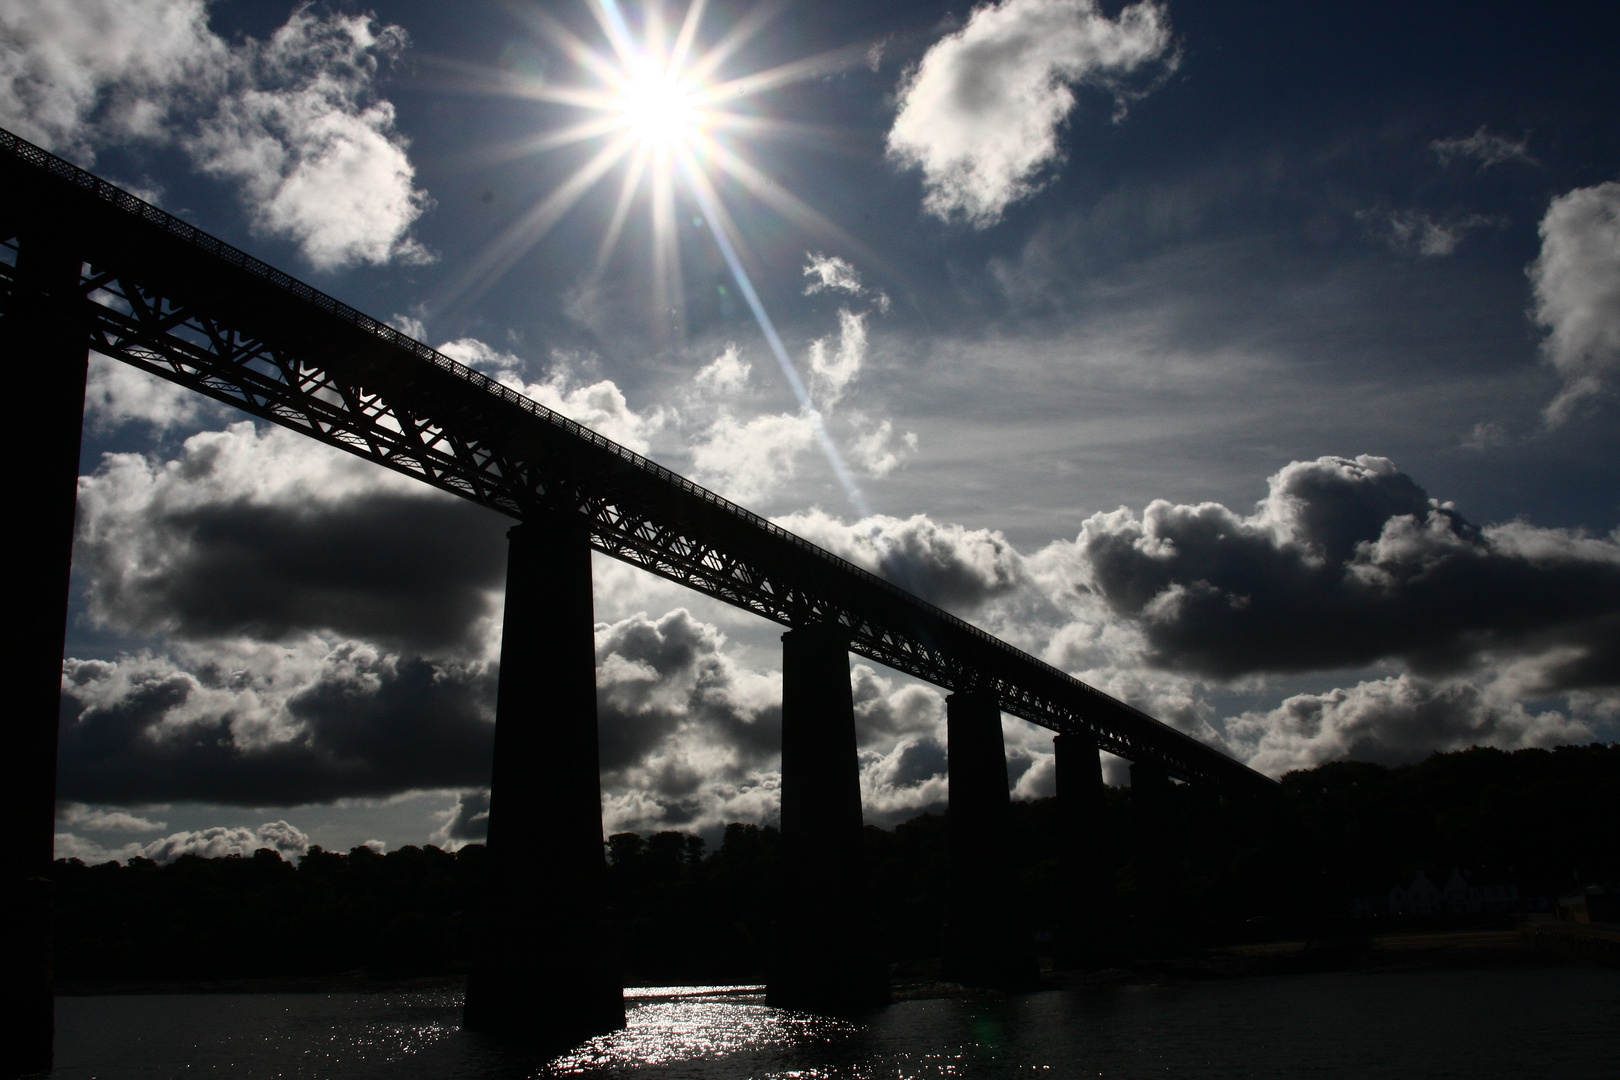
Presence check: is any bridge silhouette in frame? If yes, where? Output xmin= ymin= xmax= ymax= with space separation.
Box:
xmin=1 ymin=127 xmax=1274 ymax=1069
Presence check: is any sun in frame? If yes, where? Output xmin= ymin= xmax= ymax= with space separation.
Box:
xmin=617 ymin=61 xmax=701 ymax=148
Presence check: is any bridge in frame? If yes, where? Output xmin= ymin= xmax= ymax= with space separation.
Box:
xmin=0 ymin=126 xmax=1274 ymax=1068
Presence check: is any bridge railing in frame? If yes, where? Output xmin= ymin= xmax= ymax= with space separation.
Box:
xmin=0 ymin=126 xmax=1224 ymax=767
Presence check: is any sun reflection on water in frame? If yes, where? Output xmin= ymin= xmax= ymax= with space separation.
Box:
xmin=549 ymin=988 xmax=859 ymax=1074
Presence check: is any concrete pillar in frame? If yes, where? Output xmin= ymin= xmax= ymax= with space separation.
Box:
xmin=768 ymin=625 xmax=888 ymax=1013
xmin=1053 ymin=733 xmax=1117 ymax=969
xmin=942 ymin=688 xmax=1037 ymax=988
xmin=463 ymin=519 xmax=624 ymax=1045
xmin=1129 ymin=759 xmax=1176 ymax=942
xmin=2 ymin=226 xmax=88 ymax=1076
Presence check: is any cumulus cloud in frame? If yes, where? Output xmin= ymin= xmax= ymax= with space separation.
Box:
xmin=1430 ymin=126 xmax=1537 ymax=170
xmin=689 ymin=411 xmax=816 ymax=503
xmin=886 ymin=0 xmax=1175 ymax=226
xmin=693 ymin=344 xmax=751 ymax=397
xmin=0 ymin=0 xmax=428 ymax=270
xmin=808 ymin=308 xmax=868 ymax=408
xmin=438 ymin=339 xmax=667 ymax=454
xmin=0 ymin=0 xmax=223 ymax=156
xmin=1230 ymin=675 xmax=1594 ymax=777
xmin=1356 ymin=208 xmax=1498 ymax=257
xmin=55 ymin=819 xmax=310 ymax=865
xmin=75 ymin=422 xmax=508 ymax=653
xmin=593 ymin=609 xmax=782 ymax=835
xmin=83 ymin=354 xmax=219 ymax=434
xmin=1074 ymin=455 xmax=1620 ymax=685
xmin=1529 ymin=181 xmax=1620 ymax=423
xmin=849 ymin=418 xmax=919 ymax=478
xmin=144 ymin=820 xmax=311 ymax=863
xmin=775 ymin=509 xmax=1024 ymax=610
xmin=58 ymin=642 xmax=497 ymax=806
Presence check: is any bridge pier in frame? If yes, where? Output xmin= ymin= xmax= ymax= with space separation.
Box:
xmin=463 ymin=520 xmax=624 ymax=1045
xmin=942 ymin=689 xmax=1037 ymax=988
xmin=1053 ymin=733 xmax=1118 ymax=969
xmin=2 ymin=225 xmax=88 ymax=1076
xmin=1129 ymin=759 xmax=1178 ymax=948
xmin=769 ymin=625 xmax=888 ymax=1014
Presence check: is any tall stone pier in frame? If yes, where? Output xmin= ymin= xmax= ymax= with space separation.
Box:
xmin=1129 ymin=759 xmax=1177 ymax=946
xmin=2 ymin=222 xmax=88 ymax=1076
xmin=769 ymin=625 xmax=888 ymax=1013
xmin=463 ymin=519 xmax=624 ymax=1045
xmin=1053 ymin=733 xmax=1117 ymax=968
xmin=942 ymin=689 xmax=1037 ymax=988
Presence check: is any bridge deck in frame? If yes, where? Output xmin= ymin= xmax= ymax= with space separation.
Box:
xmin=0 ymin=127 xmax=1274 ymax=795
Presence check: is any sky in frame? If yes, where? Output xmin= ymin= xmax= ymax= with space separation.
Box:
xmin=6 ymin=0 xmax=1617 ymax=864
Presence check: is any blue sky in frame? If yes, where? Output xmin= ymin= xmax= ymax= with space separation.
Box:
xmin=7 ymin=0 xmax=1616 ymax=862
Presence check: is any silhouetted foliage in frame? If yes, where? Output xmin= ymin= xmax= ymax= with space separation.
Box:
xmin=51 ymin=743 xmax=1617 ymax=983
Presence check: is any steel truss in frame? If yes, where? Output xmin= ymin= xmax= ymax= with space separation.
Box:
xmin=0 ymin=128 xmax=1272 ymax=795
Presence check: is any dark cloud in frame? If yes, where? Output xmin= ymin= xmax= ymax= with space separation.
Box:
xmin=595 ymin=609 xmax=781 ymax=780
xmin=75 ymin=425 xmax=509 ymax=655
xmin=58 ymin=648 xmax=497 ymax=806
xmin=82 ymin=493 xmax=507 ymax=653
xmin=852 ymin=663 xmax=944 ymax=748
xmin=1077 ymin=455 xmax=1620 ymax=684
xmin=439 ymin=789 xmax=490 ymax=843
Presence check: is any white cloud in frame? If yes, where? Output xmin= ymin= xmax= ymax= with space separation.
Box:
xmin=886 ymin=0 xmax=1175 ymax=227
xmin=803 ymin=252 xmax=865 ymax=296
xmin=83 ymin=354 xmax=217 ymax=433
xmin=1356 ymin=208 xmax=1497 ymax=257
xmin=689 ymin=411 xmax=816 ymax=503
xmin=808 ymin=308 xmax=868 ymax=408
xmin=693 ymin=344 xmax=751 ymax=398
xmin=55 ymin=819 xmax=311 ymax=865
xmin=1529 ymin=181 xmax=1620 ymax=424
xmin=774 ymin=509 xmax=1024 ymax=610
xmin=1229 ymin=675 xmax=1593 ymax=777
xmin=0 ymin=0 xmax=224 ymax=158
xmin=0 ymin=0 xmax=429 ymax=270
xmin=388 ymin=312 xmax=428 ymax=341
xmin=437 ymin=339 xmax=666 ymax=453
xmin=849 ymin=418 xmax=919 ymax=478
xmin=143 ymin=820 xmax=311 ymax=862
xmin=1431 ymin=126 xmax=1537 ymax=170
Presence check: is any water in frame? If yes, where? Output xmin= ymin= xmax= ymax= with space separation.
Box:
xmin=50 ymin=969 xmax=1620 ymax=1079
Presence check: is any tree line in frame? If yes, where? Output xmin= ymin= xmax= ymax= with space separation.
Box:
xmin=51 ymin=742 xmax=1617 ymax=984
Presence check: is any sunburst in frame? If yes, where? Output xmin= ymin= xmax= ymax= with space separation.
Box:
xmin=433 ymin=0 xmax=880 ymax=513
xmin=435 ymin=0 xmax=869 ymax=336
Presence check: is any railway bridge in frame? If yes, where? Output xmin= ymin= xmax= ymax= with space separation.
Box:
xmin=0 ymin=128 xmax=1274 ymax=1070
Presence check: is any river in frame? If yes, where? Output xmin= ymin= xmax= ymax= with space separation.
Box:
xmin=49 ymin=968 xmax=1619 ymax=1078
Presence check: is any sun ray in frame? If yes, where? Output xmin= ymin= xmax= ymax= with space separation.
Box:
xmin=432 ymin=134 xmax=636 ymax=315
xmin=593 ymin=143 xmax=652 ymax=274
